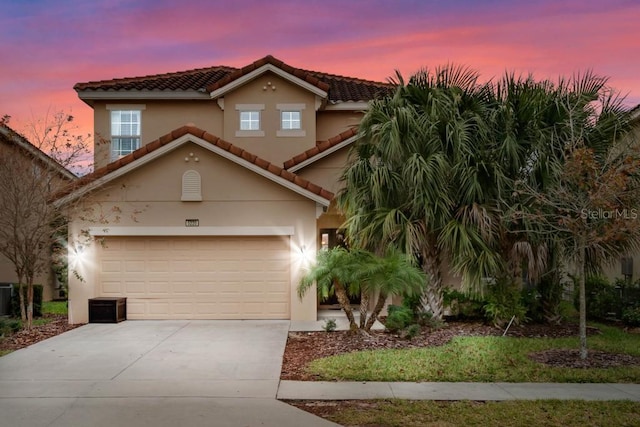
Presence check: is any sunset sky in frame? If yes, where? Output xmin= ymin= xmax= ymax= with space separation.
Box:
xmin=1 ymin=0 xmax=639 ymax=147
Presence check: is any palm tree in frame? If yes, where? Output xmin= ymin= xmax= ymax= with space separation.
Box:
xmin=298 ymin=247 xmax=425 ymax=332
xmin=338 ymin=65 xmax=503 ymax=320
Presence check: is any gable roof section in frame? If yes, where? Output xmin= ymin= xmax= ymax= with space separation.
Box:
xmin=55 ymin=125 xmax=334 ymax=206
xmin=0 ymin=124 xmax=76 ymax=181
xmin=207 ymin=55 xmax=330 ymax=98
xmin=284 ymin=127 xmax=358 ymax=172
xmin=75 ymin=55 xmax=393 ymax=105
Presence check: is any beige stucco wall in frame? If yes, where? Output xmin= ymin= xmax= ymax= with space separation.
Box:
xmin=222 ymin=71 xmax=318 ymax=165
xmin=0 ymin=255 xmax=56 ymax=301
xmin=67 ymin=141 xmax=319 ymax=323
xmin=316 ymin=111 xmax=363 ymax=141
xmin=93 ymin=100 xmax=223 ymax=169
xmin=296 ymin=146 xmax=351 ymax=195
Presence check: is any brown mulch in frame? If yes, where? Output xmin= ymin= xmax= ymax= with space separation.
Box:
xmin=0 ymin=314 xmax=82 ymax=353
xmin=280 ymin=321 xmax=630 ymax=381
xmin=529 ymin=349 xmax=640 ymax=369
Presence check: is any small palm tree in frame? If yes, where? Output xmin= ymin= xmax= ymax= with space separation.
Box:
xmin=298 ymin=247 xmax=425 ymax=332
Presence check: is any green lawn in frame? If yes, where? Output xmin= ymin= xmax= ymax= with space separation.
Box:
xmin=307 ymin=324 xmax=640 ymax=383
xmin=42 ymin=301 xmax=68 ymax=315
xmin=303 ymin=400 xmax=640 ymax=427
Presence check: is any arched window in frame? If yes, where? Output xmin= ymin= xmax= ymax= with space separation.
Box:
xmin=181 ymin=170 xmax=202 ymax=201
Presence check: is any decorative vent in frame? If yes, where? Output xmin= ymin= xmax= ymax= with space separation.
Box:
xmin=181 ymin=170 xmax=202 ymax=201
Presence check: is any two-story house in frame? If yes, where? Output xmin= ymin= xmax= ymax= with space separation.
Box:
xmin=59 ymin=55 xmax=392 ymax=323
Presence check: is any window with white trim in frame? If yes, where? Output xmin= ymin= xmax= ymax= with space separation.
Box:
xmin=240 ymin=111 xmax=260 ymax=130
xmin=110 ymin=110 xmax=141 ymax=160
xmin=235 ymin=104 xmax=265 ymax=137
xmin=281 ymin=111 xmax=301 ymax=130
xmin=276 ymin=103 xmax=306 ymax=137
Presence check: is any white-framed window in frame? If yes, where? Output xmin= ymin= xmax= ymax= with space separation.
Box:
xmin=281 ymin=111 xmax=301 ymax=130
xmin=240 ymin=111 xmax=260 ymax=130
xmin=110 ymin=109 xmax=141 ymax=160
xmin=277 ymin=103 xmax=306 ymax=137
xmin=235 ymin=104 xmax=265 ymax=137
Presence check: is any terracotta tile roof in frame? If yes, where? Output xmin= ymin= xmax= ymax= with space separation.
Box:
xmin=74 ymin=55 xmax=393 ymax=103
xmin=56 ymin=125 xmax=334 ymax=202
xmin=73 ymin=66 xmax=236 ymax=92
xmin=283 ymin=127 xmax=358 ymax=170
xmin=206 ymin=55 xmax=331 ymax=93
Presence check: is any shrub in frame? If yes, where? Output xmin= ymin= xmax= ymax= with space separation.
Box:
xmin=11 ymin=284 xmax=43 ymax=317
xmin=385 ymin=305 xmax=414 ymax=332
xmin=443 ymin=288 xmax=485 ymax=320
xmin=322 ymin=318 xmax=337 ymax=332
xmin=0 ymin=318 xmax=22 ymax=337
xmin=404 ymin=324 xmax=421 ymax=340
xmin=622 ymin=306 xmax=640 ymax=327
xmin=483 ymin=278 xmax=528 ymax=327
xmin=575 ymin=276 xmax=619 ymax=320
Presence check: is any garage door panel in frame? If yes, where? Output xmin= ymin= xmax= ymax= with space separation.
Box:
xmin=97 ymin=236 xmax=290 ymax=319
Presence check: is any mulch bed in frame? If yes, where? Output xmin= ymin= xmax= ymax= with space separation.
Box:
xmin=0 ymin=314 xmax=82 ymax=353
xmin=281 ymin=321 xmax=634 ymax=381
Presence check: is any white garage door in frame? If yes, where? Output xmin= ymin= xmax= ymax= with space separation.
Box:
xmin=96 ymin=236 xmax=290 ymax=319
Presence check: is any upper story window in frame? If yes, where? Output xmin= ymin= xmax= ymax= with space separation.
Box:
xmin=281 ymin=111 xmax=301 ymax=130
xmin=240 ymin=111 xmax=260 ymax=130
xmin=109 ymin=108 xmax=142 ymax=160
xmin=277 ymin=103 xmax=306 ymax=137
xmin=235 ymin=104 xmax=265 ymax=137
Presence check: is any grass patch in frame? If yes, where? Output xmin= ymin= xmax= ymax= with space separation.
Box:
xmin=308 ymin=324 xmax=640 ymax=382
xmin=314 ymin=400 xmax=640 ymax=427
xmin=0 ymin=349 xmax=12 ymax=357
xmin=42 ymin=301 xmax=67 ymax=315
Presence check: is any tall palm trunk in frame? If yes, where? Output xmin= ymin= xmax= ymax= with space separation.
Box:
xmin=333 ymin=280 xmax=358 ymax=331
xmin=421 ymin=247 xmax=444 ymax=321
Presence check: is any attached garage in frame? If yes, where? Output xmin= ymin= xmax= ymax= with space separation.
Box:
xmin=95 ymin=236 xmax=291 ymax=320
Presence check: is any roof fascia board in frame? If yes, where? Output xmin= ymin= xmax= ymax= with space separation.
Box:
xmin=324 ymin=101 xmax=370 ymax=111
xmin=89 ymin=226 xmax=295 ymax=236
xmin=210 ymin=64 xmax=328 ymax=99
xmin=187 ymin=136 xmax=330 ymax=206
xmin=287 ymin=134 xmax=359 ymax=173
xmin=77 ymin=90 xmax=210 ymax=101
xmin=57 ymin=134 xmax=330 ymax=207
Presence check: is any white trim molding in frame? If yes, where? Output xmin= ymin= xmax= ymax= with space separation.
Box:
xmin=106 ymin=104 xmax=146 ymax=111
xmin=288 ymin=134 xmax=359 ymax=173
xmin=210 ymin=64 xmax=328 ymax=99
xmin=89 ymin=226 xmax=295 ymax=236
xmin=55 ymin=133 xmax=332 ymax=207
xmin=324 ymin=101 xmax=370 ymax=111
xmin=78 ymin=90 xmax=210 ymax=101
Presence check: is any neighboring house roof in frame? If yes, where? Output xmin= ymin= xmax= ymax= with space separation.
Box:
xmin=283 ymin=127 xmax=358 ymax=172
xmin=0 ymin=124 xmax=76 ymax=181
xmin=74 ymin=55 xmax=393 ymax=105
xmin=55 ymin=125 xmax=334 ymax=206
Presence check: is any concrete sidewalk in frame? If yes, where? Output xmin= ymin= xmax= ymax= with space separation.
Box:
xmin=278 ymin=381 xmax=640 ymax=401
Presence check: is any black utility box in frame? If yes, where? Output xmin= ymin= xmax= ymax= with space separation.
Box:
xmin=88 ymin=297 xmax=127 ymax=323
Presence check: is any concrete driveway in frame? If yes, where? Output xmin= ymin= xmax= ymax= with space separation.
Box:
xmin=0 ymin=320 xmax=338 ymax=427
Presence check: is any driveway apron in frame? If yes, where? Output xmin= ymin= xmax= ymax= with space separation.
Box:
xmin=0 ymin=320 xmax=338 ymax=427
